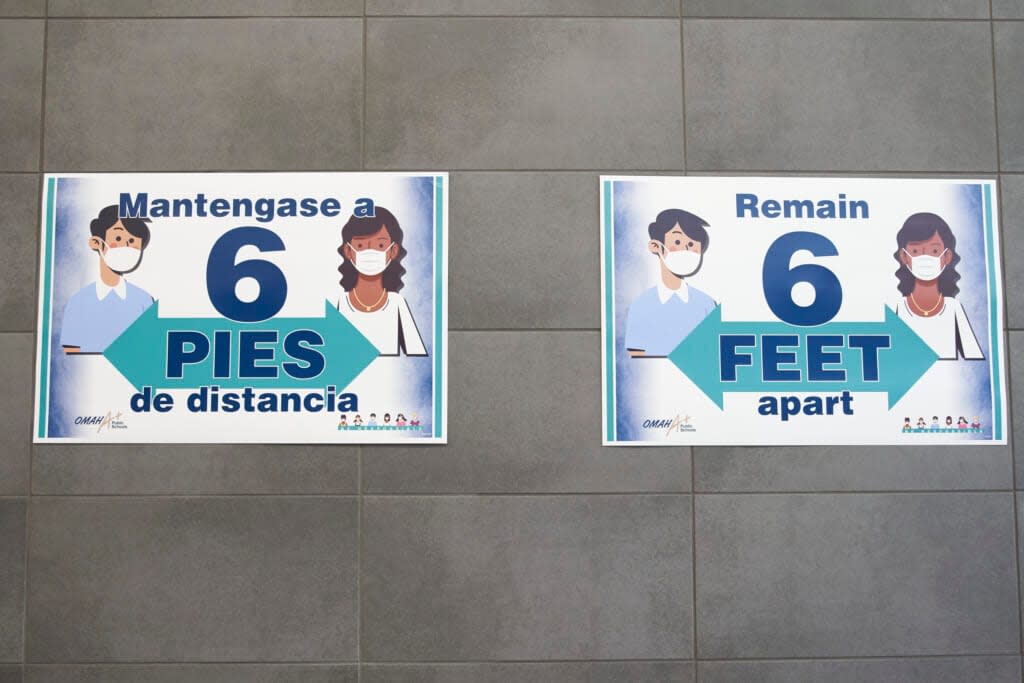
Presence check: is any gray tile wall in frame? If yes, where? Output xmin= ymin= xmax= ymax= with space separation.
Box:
xmin=0 ymin=1 xmax=1020 ymax=681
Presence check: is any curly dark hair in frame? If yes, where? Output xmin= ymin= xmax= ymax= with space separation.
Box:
xmin=337 ymin=206 xmax=407 ymax=292
xmin=893 ymin=212 xmax=961 ymax=297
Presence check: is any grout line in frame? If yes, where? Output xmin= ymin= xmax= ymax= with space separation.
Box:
xmin=25 ymin=493 xmax=362 ymax=499
xmin=679 ymin=10 xmax=687 ymax=172
xmin=16 ymin=489 xmax=1021 ymax=498
xmin=29 ymin=15 xmax=1018 ymax=21
xmin=991 ymin=3 xmax=1004 ymax=175
xmin=27 ymin=168 xmax=1009 ymax=174
xmin=16 ymin=655 xmax=1024 ymax=666
xmin=357 ymin=452 xmax=364 ymax=682
xmin=679 ymin=15 xmax=995 ymax=21
xmin=358 ymin=6 xmax=366 ymax=675
xmin=23 ymin=4 xmax=48 ymax=668
xmin=988 ymin=1 xmax=1021 ymax=655
xmin=690 ymin=449 xmax=698 ymax=673
xmin=1001 ymin=90 xmax=1023 ymax=673
xmin=19 ymin=499 xmax=29 ymax=671
xmin=358 ymin=490 xmax=1011 ymax=496
xmin=36 ymin=13 xmax=47 ymax=178
xmin=39 ymin=14 xmax=684 ymax=20
xmin=361 ymin=8 xmax=367 ymax=178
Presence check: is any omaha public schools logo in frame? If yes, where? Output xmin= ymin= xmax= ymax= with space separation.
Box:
xmin=74 ymin=410 xmax=128 ymax=433
xmin=642 ymin=414 xmax=695 ymax=435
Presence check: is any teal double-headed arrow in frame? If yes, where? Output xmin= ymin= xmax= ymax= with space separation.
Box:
xmin=104 ymin=300 xmax=379 ymax=390
xmin=668 ymin=306 xmax=938 ymax=409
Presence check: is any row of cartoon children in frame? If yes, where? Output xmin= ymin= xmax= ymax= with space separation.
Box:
xmin=339 ymin=413 xmax=420 ymax=428
xmin=903 ymin=416 xmax=981 ymax=431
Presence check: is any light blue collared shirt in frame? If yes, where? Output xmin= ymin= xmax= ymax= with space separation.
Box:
xmin=624 ymin=282 xmax=715 ymax=357
xmin=60 ymin=280 xmax=154 ymax=353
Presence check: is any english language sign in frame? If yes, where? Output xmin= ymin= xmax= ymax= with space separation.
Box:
xmin=601 ymin=177 xmax=1006 ymax=445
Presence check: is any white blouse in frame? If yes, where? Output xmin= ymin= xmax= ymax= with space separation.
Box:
xmin=338 ymin=291 xmax=427 ymax=357
xmin=893 ymin=296 xmax=983 ymax=361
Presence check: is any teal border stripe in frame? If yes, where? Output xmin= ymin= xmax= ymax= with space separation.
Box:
xmin=983 ymin=183 xmax=1002 ymax=441
xmin=433 ymin=176 xmax=444 ymax=439
xmin=37 ymin=178 xmax=56 ymax=438
xmin=603 ymin=181 xmax=616 ymax=442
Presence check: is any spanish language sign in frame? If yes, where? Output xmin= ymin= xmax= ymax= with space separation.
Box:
xmin=601 ymin=177 xmax=1006 ymax=446
xmin=34 ymin=173 xmax=447 ymax=443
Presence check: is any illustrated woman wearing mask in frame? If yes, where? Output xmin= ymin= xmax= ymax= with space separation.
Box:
xmin=61 ymin=205 xmax=154 ymax=354
xmin=625 ymin=208 xmax=716 ymax=357
xmin=337 ymin=207 xmax=426 ymax=356
xmin=891 ymin=212 xmax=982 ymax=360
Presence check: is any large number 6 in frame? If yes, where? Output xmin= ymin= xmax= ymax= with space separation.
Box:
xmin=206 ymin=227 xmax=287 ymax=322
xmin=762 ymin=231 xmax=842 ymax=326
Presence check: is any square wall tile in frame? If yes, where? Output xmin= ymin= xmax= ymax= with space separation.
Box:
xmin=0 ymin=20 xmax=43 ymax=171
xmin=0 ymin=501 xmax=26 ymax=663
xmin=362 ymin=663 xmax=695 ymax=682
xmin=44 ymin=19 xmax=362 ymax=170
xmin=365 ymin=18 xmax=684 ymax=169
xmin=695 ymin=493 xmax=1019 ymax=657
xmin=24 ymin=665 xmax=357 ymax=682
xmin=682 ymin=0 xmax=988 ymax=17
xmin=0 ymin=0 xmax=42 ymax=16
xmin=0 ymin=175 xmax=39 ymax=332
xmin=699 ymin=657 xmax=1021 ymax=683
xmin=362 ymin=495 xmax=692 ymax=660
xmin=694 ymin=444 xmax=1012 ymax=492
xmin=363 ymin=332 xmax=690 ymax=493
xmin=367 ymin=0 xmax=678 ymax=15
xmin=26 ymin=497 xmax=358 ymax=662
xmin=31 ymin=444 xmax=358 ymax=495
xmin=996 ymin=23 xmax=1024 ymax=170
xmin=0 ymin=334 xmax=32 ymax=496
xmin=994 ymin=1 xmax=1024 ymax=19
xmin=449 ymin=173 xmax=598 ymax=329
xmin=48 ymin=0 xmax=362 ymax=16
xmin=0 ymin=667 xmax=21 ymax=683
xmin=685 ymin=20 xmax=997 ymax=171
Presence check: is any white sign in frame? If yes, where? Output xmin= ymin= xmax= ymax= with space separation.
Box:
xmin=601 ymin=176 xmax=1006 ymax=446
xmin=35 ymin=173 xmax=448 ymax=443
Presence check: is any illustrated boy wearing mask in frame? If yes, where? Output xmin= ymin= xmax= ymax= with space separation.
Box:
xmin=625 ymin=208 xmax=716 ymax=358
xmin=60 ymin=205 xmax=154 ymax=354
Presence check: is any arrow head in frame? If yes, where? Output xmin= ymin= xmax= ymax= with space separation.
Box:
xmin=668 ymin=305 xmax=725 ymax=409
xmin=321 ymin=299 xmax=380 ymax=390
xmin=103 ymin=300 xmax=163 ymax=391
xmin=883 ymin=305 xmax=939 ymax=408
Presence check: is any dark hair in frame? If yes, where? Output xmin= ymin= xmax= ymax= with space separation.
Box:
xmin=648 ymin=209 xmax=710 ymax=251
xmin=893 ymin=213 xmax=960 ymax=297
xmin=337 ymin=206 xmax=407 ymax=292
xmin=91 ymin=204 xmax=151 ymax=249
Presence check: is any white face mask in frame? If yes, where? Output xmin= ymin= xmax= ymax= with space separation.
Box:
xmin=350 ymin=242 xmax=393 ymax=276
xmin=903 ymin=248 xmax=947 ymax=282
xmin=654 ymin=241 xmax=702 ymax=277
xmin=99 ymin=240 xmax=142 ymax=274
